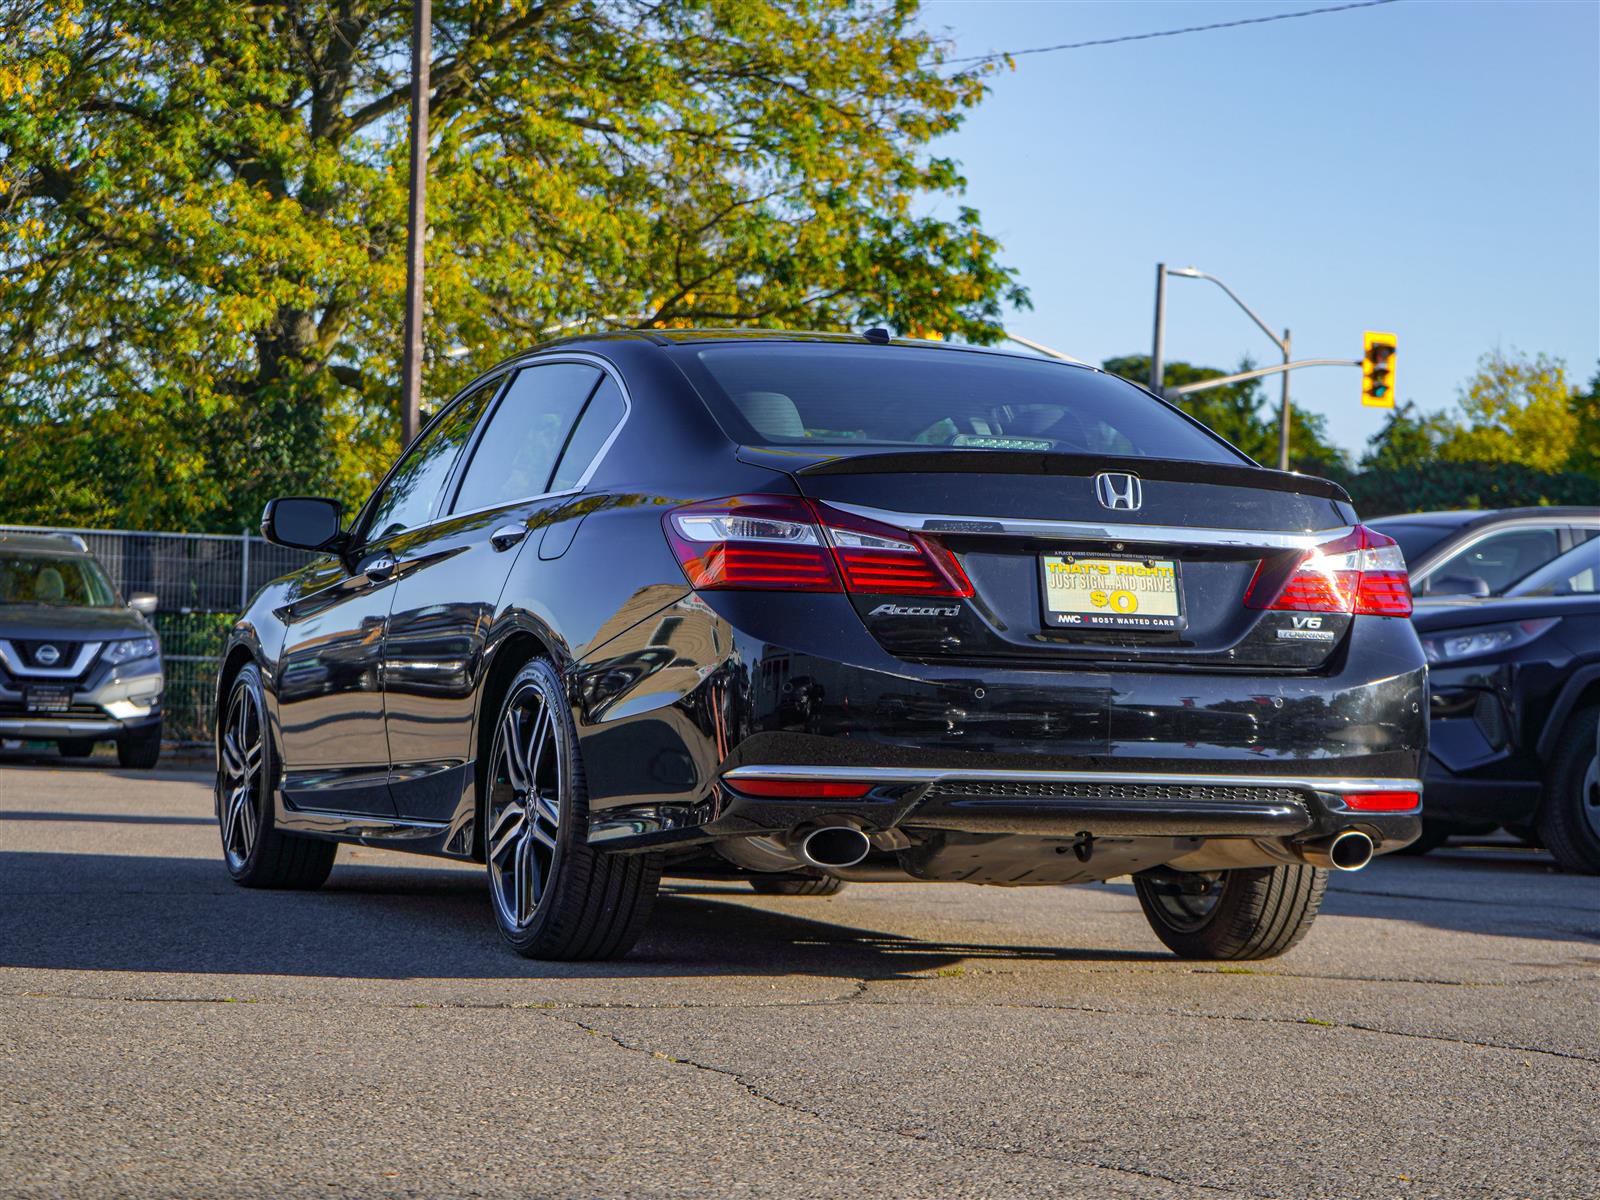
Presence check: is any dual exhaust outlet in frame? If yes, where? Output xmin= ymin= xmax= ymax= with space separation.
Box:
xmin=792 ymin=825 xmax=1375 ymax=873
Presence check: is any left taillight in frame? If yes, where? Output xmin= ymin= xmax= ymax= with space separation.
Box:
xmin=664 ymin=494 xmax=972 ymax=597
xmin=1244 ymin=524 xmax=1412 ymax=617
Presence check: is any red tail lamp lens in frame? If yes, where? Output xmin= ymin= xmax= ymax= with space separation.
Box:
xmin=1244 ymin=525 xmax=1412 ymax=617
xmin=664 ymin=495 xmax=971 ymax=597
xmin=1343 ymin=790 xmax=1420 ymax=812
xmin=727 ymin=778 xmax=875 ymax=799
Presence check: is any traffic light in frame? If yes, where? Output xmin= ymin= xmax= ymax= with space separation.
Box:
xmin=1362 ymin=332 xmax=1397 ymax=408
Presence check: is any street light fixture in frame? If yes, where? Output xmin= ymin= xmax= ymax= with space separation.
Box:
xmin=1150 ymin=263 xmax=1294 ymax=472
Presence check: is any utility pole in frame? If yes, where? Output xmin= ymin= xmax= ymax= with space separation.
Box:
xmin=400 ymin=0 xmax=431 ymax=446
xmin=1278 ymin=329 xmax=1292 ymax=472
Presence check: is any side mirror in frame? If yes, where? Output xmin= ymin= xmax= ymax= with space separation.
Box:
xmin=128 ymin=592 xmax=158 ymax=616
xmin=261 ymin=497 xmax=345 ymax=552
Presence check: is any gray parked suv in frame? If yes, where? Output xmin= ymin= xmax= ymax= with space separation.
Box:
xmin=0 ymin=532 xmax=164 ymax=767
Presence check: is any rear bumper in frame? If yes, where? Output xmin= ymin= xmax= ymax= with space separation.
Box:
xmin=574 ymin=590 xmax=1428 ymax=864
xmin=722 ymin=765 xmax=1420 ymax=838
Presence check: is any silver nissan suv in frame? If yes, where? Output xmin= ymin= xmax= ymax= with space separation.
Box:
xmin=0 ymin=533 xmax=164 ymax=768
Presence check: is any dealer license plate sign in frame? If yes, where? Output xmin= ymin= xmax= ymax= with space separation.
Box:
xmin=1040 ymin=555 xmax=1185 ymax=631
xmin=24 ymin=685 xmax=73 ymax=713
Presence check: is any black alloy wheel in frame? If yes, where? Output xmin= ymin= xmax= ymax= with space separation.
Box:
xmin=483 ymin=658 xmax=661 ymax=960
xmin=217 ymin=664 xmax=336 ymax=889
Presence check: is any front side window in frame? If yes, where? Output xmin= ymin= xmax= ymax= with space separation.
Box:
xmin=1424 ymin=526 xmax=1563 ymax=596
xmin=363 ymin=381 xmax=498 ymax=541
xmin=451 ymin=363 xmax=603 ymax=513
xmin=679 ymin=343 xmax=1247 ymax=465
xmin=0 ymin=553 xmax=118 ymax=607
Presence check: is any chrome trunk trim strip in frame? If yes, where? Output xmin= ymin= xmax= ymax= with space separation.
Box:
xmin=823 ymin=503 xmax=1347 ymax=551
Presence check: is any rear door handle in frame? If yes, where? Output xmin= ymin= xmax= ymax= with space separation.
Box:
xmin=491 ymin=525 xmax=529 ymax=552
xmin=364 ymin=553 xmax=397 ymax=582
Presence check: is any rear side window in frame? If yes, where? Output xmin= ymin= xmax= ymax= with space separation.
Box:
xmin=451 ymin=363 xmax=602 ymax=513
xmin=681 ymin=344 xmax=1246 ymax=465
xmin=550 ymin=376 xmax=627 ymax=491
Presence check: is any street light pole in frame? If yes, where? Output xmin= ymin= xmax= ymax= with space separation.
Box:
xmin=1149 ymin=262 xmax=1167 ymax=393
xmin=400 ymin=0 xmax=431 ymax=447
xmin=1153 ymin=265 xmax=1294 ymax=470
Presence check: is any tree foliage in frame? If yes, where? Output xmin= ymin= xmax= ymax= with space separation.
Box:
xmin=0 ymin=0 xmax=1026 ymax=531
xmin=1358 ymin=400 xmax=1456 ymax=472
xmin=1437 ymin=350 xmax=1579 ymax=474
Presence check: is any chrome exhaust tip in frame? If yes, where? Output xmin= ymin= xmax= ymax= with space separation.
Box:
xmin=796 ymin=826 xmax=872 ymax=869
xmin=1299 ymin=830 xmax=1375 ymax=872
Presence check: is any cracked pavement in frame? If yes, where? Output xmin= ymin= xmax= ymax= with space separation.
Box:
xmin=2 ymin=758 xmax=1597 ymax=1198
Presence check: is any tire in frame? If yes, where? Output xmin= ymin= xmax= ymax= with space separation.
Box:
xmin=1534 ymin=705 xmax=1600 ymax=875
xmin=1135 ymin=864 xmax=1328 ymax=961
xmin=217 ymin=664 xmax=336 ymax=890
xmin=749 ymin=875 xmax=846 ymax=896
xmin=1395 ymin=820 xmax=1452 ymax=856
xmin=116 ymin=724 xmax=162 ymax=769
xmin=484 ymin=658 xmax=661 ymax=960
xmin=57 ymin=738 xmax=96 ymax=759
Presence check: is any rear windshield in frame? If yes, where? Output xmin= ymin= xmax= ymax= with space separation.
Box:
xmin=680 ymin=344 xmax=1249 ymax=464
xmin=0 ymin=553 xmax=118 ymax=607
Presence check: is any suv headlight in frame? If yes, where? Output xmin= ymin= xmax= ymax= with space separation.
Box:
xmin=1421 ymin=618 xmax=1558 ymax=665
xmin=103 ymin=636 xmax=160 ymax=666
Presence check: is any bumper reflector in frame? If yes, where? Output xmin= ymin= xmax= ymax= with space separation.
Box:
xmin=726 ymin=778 xmax=874 ymax=799
xmin=1342 ymin=790 xmax=1420 ymax=812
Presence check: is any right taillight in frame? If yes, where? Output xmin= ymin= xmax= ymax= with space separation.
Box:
xmin=1244 ymin=524 xmax=1412 ymax=617
xmin=664 ymin=494 xmax=972 ymax=597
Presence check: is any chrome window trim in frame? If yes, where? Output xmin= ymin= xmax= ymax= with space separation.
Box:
xmin=348 ymin=352 xmax=635 ymax=546
xmin=0 ymin=640 xmax=102 ymax=679
xmin=443 ymin=353 xmax=634 ymax=523
xmin=722 ymin=765 xmax=1423 ymax=796
xmin=824 ymin=502 xmax=1350 ymax=551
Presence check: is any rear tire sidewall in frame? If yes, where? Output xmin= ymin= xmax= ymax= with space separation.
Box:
xmin=1136 ymin=864 xmax=1327 ymax=961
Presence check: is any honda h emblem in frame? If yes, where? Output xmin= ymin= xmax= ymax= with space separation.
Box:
xmin=1094 ymin=472 xmax=1142 ymax=511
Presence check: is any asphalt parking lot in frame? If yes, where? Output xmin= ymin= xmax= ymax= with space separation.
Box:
xmin=1 ymin=754 xmax=1596 ymax=1199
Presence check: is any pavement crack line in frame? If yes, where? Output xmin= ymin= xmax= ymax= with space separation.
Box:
xmin=874 ymin=997 xmax=1600 ymax=1065
xmin=546 ymin=1008 xmax=1247 ymax=1195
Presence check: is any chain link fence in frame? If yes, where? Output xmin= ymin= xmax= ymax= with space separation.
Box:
xmin=0 ymin=525 xmax=313 ymax=743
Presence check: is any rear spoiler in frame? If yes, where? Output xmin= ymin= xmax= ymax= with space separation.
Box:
xmin=768 ymin=448 xmax=1352 ymax=503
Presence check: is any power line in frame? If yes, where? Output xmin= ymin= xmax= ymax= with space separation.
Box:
xmin=941 ymin=1 xmax=1401 ymax=66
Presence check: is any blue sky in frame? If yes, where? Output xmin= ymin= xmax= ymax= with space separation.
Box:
xmin=917 ymin=0 xmax=1600 ymax=459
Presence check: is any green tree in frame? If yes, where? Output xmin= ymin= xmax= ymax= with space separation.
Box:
xmin=1101 ymin=354 xmax=1349 ymax=475
xmin=1566 ymin=363 xmax=1600 ymax=479
xmin=0 ymin=0 xmax=1026 ymax=531
xmin=1438 ymin=350 xmax=1578 ymax=473
xmin=1359 ymin=400 xmax=1457 ymax=471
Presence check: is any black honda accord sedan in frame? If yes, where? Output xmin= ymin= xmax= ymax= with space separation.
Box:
xmin=217 ymin=330 xmax=1425 ymax=961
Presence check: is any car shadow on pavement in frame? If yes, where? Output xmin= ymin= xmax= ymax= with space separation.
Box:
xmin=0 ymin=850 xmax=1172 ymax=982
